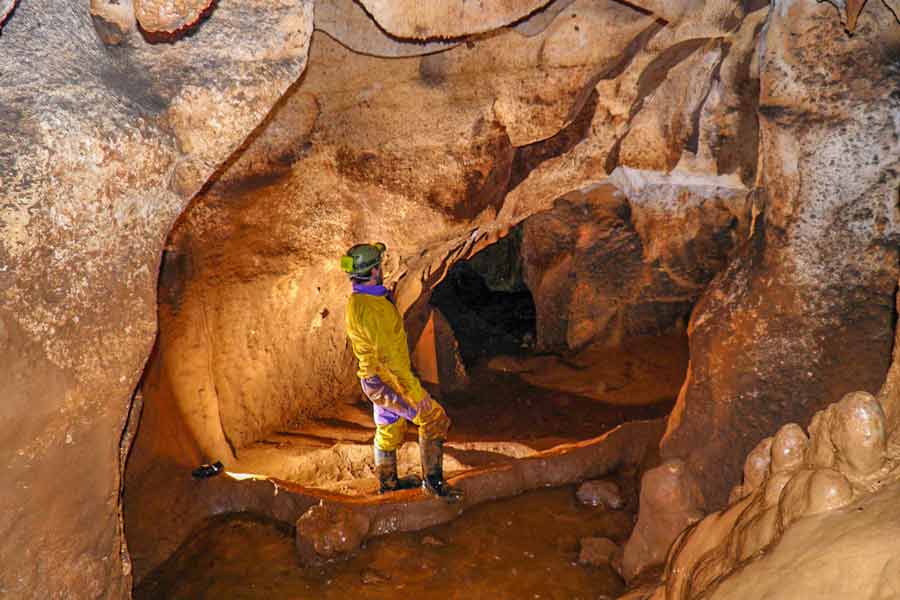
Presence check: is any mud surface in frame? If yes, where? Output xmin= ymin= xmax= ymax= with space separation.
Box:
xmin=136 ymin=484 xmax=631 ymax=600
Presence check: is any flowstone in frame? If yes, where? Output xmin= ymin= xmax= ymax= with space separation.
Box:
xmin=630 ymin=388 xmax=900 ymax=599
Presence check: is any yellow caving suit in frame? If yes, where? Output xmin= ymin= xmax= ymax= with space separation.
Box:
xmin=345 ymin=285 xmax=450 ymax=451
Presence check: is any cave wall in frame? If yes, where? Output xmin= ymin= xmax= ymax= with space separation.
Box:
xmin=123 ymin=0 xmax=779 ymax=580
xmin=0 ymin=0 xmax=314 ymax=596
xmin=659 ymin=0 xmax=900 ymax=510
xmin=4 ymin=0 xmax=898 ymax=596
xmin=522 ymin=177 xmax=751 ymax=352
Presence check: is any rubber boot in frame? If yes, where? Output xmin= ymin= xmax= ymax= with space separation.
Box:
xmin=419 ymin=435 xmax=463 ymax=503
xmin=374 ymin=446 xmax=420 ymax=494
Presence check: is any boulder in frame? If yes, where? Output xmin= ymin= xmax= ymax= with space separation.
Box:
xmin=576 ymin=480 xmax=624 ymax=510
xmin=620 ymin=459 xmax=704 ymax=581
xmin=578 ymin=537 xmax=620 ymax=566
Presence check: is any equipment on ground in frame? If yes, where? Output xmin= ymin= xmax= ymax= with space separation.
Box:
xmin=191 ymin=461 xmax=223 ymax=479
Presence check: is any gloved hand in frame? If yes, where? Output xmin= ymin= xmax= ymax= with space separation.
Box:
xmin=361 ymin=375 xmax=417 ymax=421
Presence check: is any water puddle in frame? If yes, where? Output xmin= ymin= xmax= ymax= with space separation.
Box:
xmin=137 ymin=484 xmax=631 ymax=599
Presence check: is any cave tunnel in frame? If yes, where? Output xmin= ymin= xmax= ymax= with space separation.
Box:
xmin=6 ymin=0 xmax=900 ymax=599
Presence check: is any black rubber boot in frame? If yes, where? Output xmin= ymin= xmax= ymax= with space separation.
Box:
xmin=374 ymin=446 xmax=420 ymax=494
xmin=419 ymin=436 xmax=463 ymax=503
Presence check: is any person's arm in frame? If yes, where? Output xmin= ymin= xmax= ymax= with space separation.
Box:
xmin=348 ymin=305 xmax=416 ymax=418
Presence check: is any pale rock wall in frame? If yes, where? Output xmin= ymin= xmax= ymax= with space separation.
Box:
xmin=0 ymin=0 xmax=313 ymax=596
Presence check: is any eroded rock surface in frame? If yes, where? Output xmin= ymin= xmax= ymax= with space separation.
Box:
xmin=0 ymin=1 xmax=313 ymax=596
xmin=657 ymin=0 xmax=900 ymax=510
xmin=634 ymin=384 xmax=900 ymax=600
xmin=621 ymin=459 xmax=705 ymax=581
xmin=522 ymin=176 xmax=750 ymax=351
xmin=577 ymin=480 xmax=624 ymax=509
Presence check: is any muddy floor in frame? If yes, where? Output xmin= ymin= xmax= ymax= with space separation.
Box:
xmin=136 ymin=484 xmax=634 ymax=600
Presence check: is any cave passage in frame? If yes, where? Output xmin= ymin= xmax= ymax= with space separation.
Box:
xmin=429 ymin=227 xmax=537 ymax=368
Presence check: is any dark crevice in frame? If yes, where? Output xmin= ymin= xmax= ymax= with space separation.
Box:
xmin=508 ymin=90 xmax=598 ymax=191
xmin=633 ymin=38 xmax=711 ymax=120
xmin=430 ymin=230 xmax=536 ymax=367
xmin=685 ymin=40 xmax=728 ymax=155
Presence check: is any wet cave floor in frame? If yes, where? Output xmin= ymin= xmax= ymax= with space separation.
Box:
xmin=135 ymin=334 xmax=686 ymax=597
xmin=136 ymin=484 xmax=633 ymax=600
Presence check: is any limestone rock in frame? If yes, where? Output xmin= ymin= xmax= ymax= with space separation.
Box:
xmin=0 ymin=0 xmax=313 ymax=596
xmin=637 ymin=385 xmax=896 ymax=599
xmin=576 ymin=480 xmax=624 ymax=510
xmin=133 ymin=0 xmax=213 ymax=33
xmin=658 ymin=0 xmax=900 ymax=509
xmin=578 ymin=537 xmax=619 ymax=566
xmin=621 ymin=459 xmax=704 ymax=581
xmin=296 ymin=502 xmax=372 ymax=565
xmin=90 ymin=0 xmax=136 ymax=45
xmin=522 ymin=175 xmax=750 ymax=351
xmin=314 ymin=0 xmax=458 ymax=57
xmin=356 ymin=0 xmax=553 ymax=39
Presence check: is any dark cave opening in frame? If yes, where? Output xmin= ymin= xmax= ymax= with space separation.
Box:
xmin=429 ymin=227 xmax=537 ymax=368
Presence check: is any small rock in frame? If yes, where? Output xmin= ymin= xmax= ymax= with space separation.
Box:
xmin=578 ymin=537 xmax=619 ymax=566
xmin=421 ymin=535 xmax=446 ymax=547
xmin=576 ymin=480 xmax=624 ymax=509
xmin=361 ymin=568 xmax=390 ymax=584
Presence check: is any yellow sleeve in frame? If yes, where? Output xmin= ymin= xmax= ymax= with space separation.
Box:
xmin=346 ymin=300 xmax=380 ymax=378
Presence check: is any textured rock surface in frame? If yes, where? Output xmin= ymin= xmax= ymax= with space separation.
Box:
xmin=292 ymin=419 xmax=664 ymax=565
xmin=658 ymin=0 xmax=900 ymax=510
xmin=578 ymin=537 xmax=620 ymax=566
xmin=522 ymin=176 xmax=750 ymax=351
xmin=7 ymin=0 xmax=897 ymax=595
xmin=0 ymin=0 xmax=313 ymax=597
xmin=356 ymin=0 xmax=553 ymax=39
xmin=126 ymin=2 xmax=779 ymax=580
xmin=621 ymin=459 xmax=705 ymax=581
xmin=133 ymin=0 xmax=214 ymax=33
xmin=314 ymin=0 xmax=459 ymax=57
xmin=576 ymin=480 xmax=624 ymax=509
xmin=128 ymin=0 xmax=663 ymax=471
xmin=634 ymin=383 xmax=900 ymax=599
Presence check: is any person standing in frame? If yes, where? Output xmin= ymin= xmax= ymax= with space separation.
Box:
xmin=341 ymin=242 xmax=461 ymax=501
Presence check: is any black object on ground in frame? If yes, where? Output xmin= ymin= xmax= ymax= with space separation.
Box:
xmin=192 ymin=461 xmax=224 ymax=479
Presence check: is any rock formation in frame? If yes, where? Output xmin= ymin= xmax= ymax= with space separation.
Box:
xmin=657 ymin=0 xmax=900 ymax=512
xmin=2 ymin=0 xmax=898 ymax=597
xmin=1 ymin=0 xmax=313 ymax=595
xmin=627 ymin=378 xmax=900 ymax=598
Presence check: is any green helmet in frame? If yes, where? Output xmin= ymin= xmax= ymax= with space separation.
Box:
xmin=340 ymin=242 xmax=386 ymax=279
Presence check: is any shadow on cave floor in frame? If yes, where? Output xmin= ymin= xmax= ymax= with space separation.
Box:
xmin=231 ymin=333 xmax=687 ymax=495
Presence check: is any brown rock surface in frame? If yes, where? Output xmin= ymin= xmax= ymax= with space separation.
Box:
xmin=658 ymin=0 xmax=900 ymax=510
xmin=578 ymin=537 xmax=620 ymax=566
xmin=356 ymin=0 xmax=553 ymax=39
xmin=522 ymin=178 xmax=750 ymax=351
xmin=132 ymin=0 xmax=213 ymax=33
xmin=0 ymin=0 xmax=313 ymax=596
xmin=621 ymin=459 xmax=705 ymax=581
xmin=314 ymin=0 xmax=459 ymax=57
xmin=292 ymin=419 xmax=664 ymax=565
xmin=576 ymin=480 xmax=624 ymax=509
